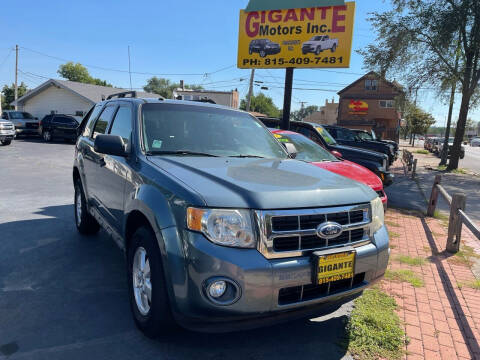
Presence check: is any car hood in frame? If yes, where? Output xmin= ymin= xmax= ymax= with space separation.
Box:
xmin=312 ymin=160 xmax=383 ymax=190
xmin=331 ymin=144 xmax=387 ymax=161
xmin=147 ymin=157 xmax=376 ymax=209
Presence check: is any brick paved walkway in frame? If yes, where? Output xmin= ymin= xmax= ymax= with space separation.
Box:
xmin=383 ymin=209 xmax=480 ymax=359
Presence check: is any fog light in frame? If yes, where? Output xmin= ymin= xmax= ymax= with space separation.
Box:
xmin=208 ymin=280 xmax=227 ymax=298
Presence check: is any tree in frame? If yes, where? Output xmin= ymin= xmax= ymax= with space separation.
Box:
xmin=1 ymin=82 xmax=28 ymax=110
xmin=143 ymin=77 xmax=203 ymax=99
xmin=359 ymin=0 xmax=480 ymax=170
xmin=404 ymin=103 xmax=435 ymax=146
xmin=291 ymin=105 xmax=319 ymax=122
xmin=240 ymin=93 xmax=281 ymax=118
xmin=58 ymin=62 xmax=112 ymax=87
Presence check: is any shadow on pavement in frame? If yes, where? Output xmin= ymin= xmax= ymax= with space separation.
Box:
xmin=0 ymin=205 xmax=351 ymax=360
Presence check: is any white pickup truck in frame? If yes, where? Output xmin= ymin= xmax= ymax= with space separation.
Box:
xmin=302 ymin=35 xmax=338 ymax=55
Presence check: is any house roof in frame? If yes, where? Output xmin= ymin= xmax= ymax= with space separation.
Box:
xmin=11 ymin=79 xmax=160 ymax=106
xmin=337 ymin=71 xmax=404 ymax=96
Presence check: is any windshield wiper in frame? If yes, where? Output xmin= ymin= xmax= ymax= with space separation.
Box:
xmin=228 ymin=154 xmax=265 ymax=158
xmin=146 ymin=150 xmax=219 ymax=157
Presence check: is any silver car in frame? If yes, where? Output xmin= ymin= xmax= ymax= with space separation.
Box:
xmin=1 ymin=110 xmax=39 ymax=136
xmin=471 ymin=137 xmax=480 ymax=147
xmin=0 ymin=119 xmax=15 ymax=145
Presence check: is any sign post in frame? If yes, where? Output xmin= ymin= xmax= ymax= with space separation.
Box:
xmin=238 ymin=0 xmax=355 ymax=130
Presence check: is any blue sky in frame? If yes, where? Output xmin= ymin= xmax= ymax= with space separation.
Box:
xmin=0 ymin=0 xmax=477 ymax=124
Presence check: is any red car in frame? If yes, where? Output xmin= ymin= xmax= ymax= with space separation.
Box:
xmin=272 ymin=129 xmax=388 ymax=205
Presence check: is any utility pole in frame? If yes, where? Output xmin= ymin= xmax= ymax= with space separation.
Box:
xmin=14 ymin=44 xmax=18 ymax=110
xmin=128 ymin=46 xmax=132 ymax=91
xmin=246 ymin=69 xmax=255 ymax=112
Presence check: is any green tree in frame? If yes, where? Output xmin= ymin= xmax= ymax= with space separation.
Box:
xmin=359 ymin=0 xmax=480 ymax=170
xmin=58 ymin=62 xmax=112 ymax=87
xmin=404 ymin=103 xmax=435 ymax=146
xmin=291 ymin=105 xmax=319 ymax=122
xmin=1 ymin=82 xmax=28 ymax=110
xmin=240 ymin=93 xmax=280 ymax=118
xmin=143 ymin=77 xmax=203 ymax=99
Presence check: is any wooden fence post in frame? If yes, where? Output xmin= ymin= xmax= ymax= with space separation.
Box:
xmin=427 ymin=174 xmax=442 ymax=217
xmin=446 ymin=193 xmax=466 ymax=253
xmin=411 ymin=159 xmax=418 ymax=179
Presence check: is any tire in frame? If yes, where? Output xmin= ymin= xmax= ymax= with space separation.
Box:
xmin=1 ymin=140 xmax=11 ymax=146
xmin=127 ymin=226 xmax=176 ymax=338
xmin=331 ymin=44 xmax=337 ymax=53
xmin=249 ymin=49 xmax=252 ymax=55
xmin=259 ymin=50 xmax=266 ymax=58
xmin=74 ymin=180 xmax=100 ymax=235
xmin=43 ymin=130 xmax=52 ymax=142
xmin=315 ymin=47 xmax=321 ymax=55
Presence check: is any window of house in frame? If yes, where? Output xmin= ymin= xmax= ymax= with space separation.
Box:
xmin=379 ymin=100 xmax=394 ymax=108
xmin=365 ymin=79 xmax=377 ymax=91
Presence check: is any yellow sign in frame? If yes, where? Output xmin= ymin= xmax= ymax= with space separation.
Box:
xmin=317 ymin=251 xmax=355 ymax=285
xmin=238 ymin=2 xmax=355 ymax=69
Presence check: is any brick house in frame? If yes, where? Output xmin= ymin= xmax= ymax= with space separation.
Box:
xmin=304 ymin=98 xmax=339 ymax=125
xmin=337 ymin=72 xmax=403 ymax=141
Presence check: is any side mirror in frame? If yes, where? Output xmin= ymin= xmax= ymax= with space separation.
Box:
xmin=331 ymin=150 xmax=343 ymax=158
xmin=283 ymin=142 xmax=298 ymax=159
xmin=94 ymin=135 xmax=128 ymax=157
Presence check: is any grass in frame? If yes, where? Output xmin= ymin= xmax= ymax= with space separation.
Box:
xmin=389 ymin=231 xmax=401 ymax=239
xmin=345 ymin=287 xmax=406 ymax=360
xmin=385 ymin=220 xmax=401 ymax=228
xmin=395 ymin=255 xmax=427 ymax=266
xmin=433 ymin=210 xmax=449 ymax=227
xmin=437 ymin=165 xmax=447 ymax=171
xmin=414 ymin=149 xmax=429 ymax=155
xmin=449 ymin=245 xmax=480 ymax=267
xmin=385 ymin=269 xmax=424 ymax=287
xmin=452 ymin=168 xmax=468 ymax=174
xmin=458 ymin=280 xmax=480 ymax=290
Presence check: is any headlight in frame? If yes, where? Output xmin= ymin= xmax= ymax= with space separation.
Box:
xmin=187 ymin=208 xmax=256 ymax=248
xmin=370 ymin=197 xmax=385 ymax=235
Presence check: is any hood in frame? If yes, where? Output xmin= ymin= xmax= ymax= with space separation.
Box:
xmin=312 ymin=160 xmax=383 ymax=190
xmin=147 ymin=157 xmax=376 ymax=209
xmin=332 ymin=144 xmax=388 ymax=161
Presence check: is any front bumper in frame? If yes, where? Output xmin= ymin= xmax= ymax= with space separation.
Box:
xmin=16 ymin=128 xmax=39 ymax=135
xmin=0 ymin=130 xmax=15 ymax=141
xmin=167 ymin=225 xmax=389 ymax=332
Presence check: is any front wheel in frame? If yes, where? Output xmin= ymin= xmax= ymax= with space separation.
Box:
xmin=43 ymin=130 xmax=52 ymax=142
xmin=331 ymin=44 xmax=337 ymax=52
xmin=74 ymin=180 xmax=100 ymax=235
xmin=315 ymin=47 xmax=321 ymax=55
xmin=1 ymin=140 xmax=11 ymax=146
xmin=127 ymin=226 xmax=176 ymax=338
xmin=259 ymin=50 xmax=266 ymax=58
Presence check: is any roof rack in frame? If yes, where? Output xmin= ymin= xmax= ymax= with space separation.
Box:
xmin=106 ymin=91 xmax=137 ymax=100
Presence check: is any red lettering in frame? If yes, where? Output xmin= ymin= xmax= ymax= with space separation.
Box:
xmin=332 ymin=5 xmax=347 ymax=33
xmin=245 ymin=12 xmax=259 ymax=37
xmin=300 ymin=8 xmax=315 ymax=21
xmin=268 ymin=10 xmax=282 ymax=23
xmin=284 ymin=9 xmax=298 ymax=22
xmin=317 ymin=6 xmax=331 ymax=20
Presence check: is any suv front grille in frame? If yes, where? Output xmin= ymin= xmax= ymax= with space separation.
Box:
xmin=278 ymin=273 xmax=366 ymax=305
xmin=255 ymin=204 xmax=371 ymax=259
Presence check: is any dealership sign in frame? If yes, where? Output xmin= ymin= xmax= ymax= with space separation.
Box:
xmin=348 ymin=100 xmax=368 ymax=114
xmin=238 ymin=2 xmax=355 ymax=69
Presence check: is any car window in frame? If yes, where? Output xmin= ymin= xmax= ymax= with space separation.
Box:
xmin=314 ymin=126 xmax=337 ymax=145
xmin=336 ymin=128 xmax=357 ymax=141
xmin=274 ymin=132 xmax=338 ymax=163
xmin=109 ymin=106 xmax=132 ymax=144
xmin=1 ymin=112 xmax=7 ymax=119
xmin=54 ymin=116 xmax=76 ymax=124
xmin=93 ymin=105 xmax=116 ymax=139
xmin=82 ymin=105 xmax=103 ymax=137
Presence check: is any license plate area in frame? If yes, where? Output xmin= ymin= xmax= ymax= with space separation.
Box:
xmin=313 ymin=247 xmax=356 ymax=285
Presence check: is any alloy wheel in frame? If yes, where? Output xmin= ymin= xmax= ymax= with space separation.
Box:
xmin=133 ymin=247 xmax=152 ymax=316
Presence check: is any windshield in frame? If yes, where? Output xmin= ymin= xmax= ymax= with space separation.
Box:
xmin=312 ymin=36 xmax=323 ymax=41
xmin=314 ymin=126 xmax=337 ymax=145
xmin=9 ymin=111 xmax=35 ymax=119
xmin=273 ymin=132 xmax=338 ymax=163
xmin=357 ymin=131 xmax=373 ymax=141
xmin=141 ymin=104 xmax=288 ymax=159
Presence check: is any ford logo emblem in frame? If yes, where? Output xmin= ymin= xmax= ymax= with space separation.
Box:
xmin=317 ymin=222 xmax=343 ymax=239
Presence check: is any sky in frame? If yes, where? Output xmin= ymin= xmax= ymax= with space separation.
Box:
xmin=0 ymin=0 xmax=477 ymax=125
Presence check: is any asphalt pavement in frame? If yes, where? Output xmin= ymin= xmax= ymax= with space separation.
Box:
xmin=0 ymin=137 xmax=354 ymax=360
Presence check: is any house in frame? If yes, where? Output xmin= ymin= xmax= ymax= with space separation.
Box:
xmin=304 ymin=98 xmax=338 ymax=125
xmin=11 ymin=79 xmax=159 ymax=121
xmin=337 ymin=71 xmax=404 ymax=141
xmin=172 ymin=89 xmax=239 ymax=109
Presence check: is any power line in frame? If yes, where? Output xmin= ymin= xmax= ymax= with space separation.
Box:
xmin=20 ymin=46 xmax=236 ymax=77
xmin=0 ymin=49 xmax=13 ymax=69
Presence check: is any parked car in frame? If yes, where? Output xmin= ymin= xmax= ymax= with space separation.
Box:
xmin=350 ymin=129 xmax=399 ymax=158
xmin=471 ymin=137 xmax=480 ymax=147
xmin=248 ymin=39 xmax=281 ymax=57
xmin=270 ymin=129 xmax=388 ymax=205
xmin=432 ymin=138 xmax=444 ymax=155
xmin=0 ymin=118 xmax=15 ymax=145
xmin=39 ymin=114 xmax=79 ymax=142
xmin=258 ymin=118 xmax=393 ymax=186
xmin=302 ymin=35 xmax=338 ymax=55
xmin=74 ymin=92 xmax=389 ymax=336
xmin=1 ymin=110 xmax=39 ymax=136
xmin=437 ymin=138 xmax=465 ymax=159
xmin=322 ymin=125 xmax=396 ymax=165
